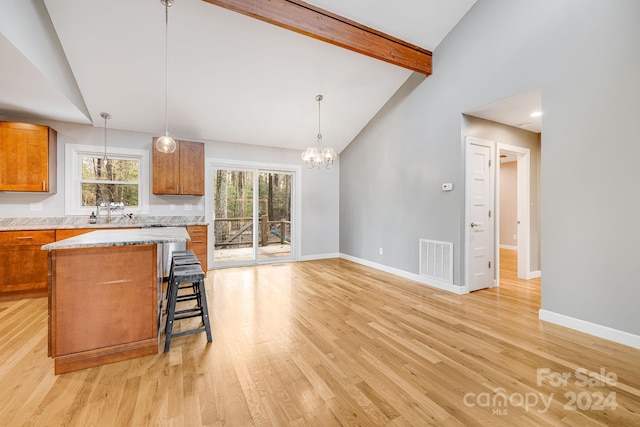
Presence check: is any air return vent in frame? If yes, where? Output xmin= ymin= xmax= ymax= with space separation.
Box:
xmin=419 ymin=239 xmax=453 ymax=284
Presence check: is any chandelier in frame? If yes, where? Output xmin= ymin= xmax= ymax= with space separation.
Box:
xmin=302 ymin=94 xmax=336 ymax=169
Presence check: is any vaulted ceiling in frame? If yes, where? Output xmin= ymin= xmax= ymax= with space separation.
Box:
xmin=1 ymin=0 xmax=479 ymax=153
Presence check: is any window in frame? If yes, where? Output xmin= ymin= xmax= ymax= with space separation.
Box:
xmin=65 ymin=144 xmax=149 ymax=215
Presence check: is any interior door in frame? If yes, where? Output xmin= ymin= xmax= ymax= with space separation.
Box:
xmin=466 ymin=138 xmax=494 ymax=291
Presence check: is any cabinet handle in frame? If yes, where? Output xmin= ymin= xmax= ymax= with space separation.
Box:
xmin=176 ymin=185 xmax=179 ymax=194
xmin=42 ymin=180 xmax=46 ymax=191
xmin=192 ymin=240 xmax=204 ymax=244
xmin=17 ymin=236 xmax=35 ymax=240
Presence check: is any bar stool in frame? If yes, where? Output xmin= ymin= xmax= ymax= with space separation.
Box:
xmin=164 ymin=262 xmax=212 ymax=352
xmin=165 ymin=252 xmax=200 ymax=302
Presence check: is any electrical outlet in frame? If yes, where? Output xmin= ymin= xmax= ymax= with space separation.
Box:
xmin=184 ymin=203 xmax=193 ymax=211
xmin=379 ymin=247 xmax=383 ymax=255
xmin=170 ymin=204 xmax=176 ymax=211
xmin=513 ymin=234 xmax=517 ymax=241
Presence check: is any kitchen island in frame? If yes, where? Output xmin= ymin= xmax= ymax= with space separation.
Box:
xmin=42 ymin=227 xmax=190 ymax=374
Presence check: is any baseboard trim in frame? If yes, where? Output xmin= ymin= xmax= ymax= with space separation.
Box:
xmin=299 ymin=253 xmax=341 ymax=261
xmin=527 ymin=270 xmax=541 ymax=279
xmin=340 ymin=253 xmax=468 ymax=295
xmin=539 ymin=309 xmax=640 ymax=350
xmin=499 ymin=245 xmax=518 ymax=250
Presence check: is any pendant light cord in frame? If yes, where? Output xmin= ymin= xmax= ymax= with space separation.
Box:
xmin=104 ymin=115 xmax=108 ymax=161
xmin=317 ymin=94 xmax=323 ymax=147
xmin=164 ymin=1 xmax=170 ymax=137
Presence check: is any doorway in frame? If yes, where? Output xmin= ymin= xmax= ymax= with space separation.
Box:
xmin=496 ymin=144 xmax=531 ymax=282
xmin=465 ymin=138 xmax=532 ymax=291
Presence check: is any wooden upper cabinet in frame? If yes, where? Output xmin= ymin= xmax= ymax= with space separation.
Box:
xmin=152 ymin=137 xmax=180 ymax=195
xmin=0 ymin=122 xmax=57 ymax=193
xmin=152 ymin=139 xmax=204 ymax=196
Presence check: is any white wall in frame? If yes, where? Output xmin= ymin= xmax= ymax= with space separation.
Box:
xmin=0 ymin=116 xmax=339 ymax=258
xmin=340 ymin=0 xmax=640 ymax=338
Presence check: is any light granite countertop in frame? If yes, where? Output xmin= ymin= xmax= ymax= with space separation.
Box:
xmin=41 ymin=227 xmax=190 ymax=250
xmin=0 ymin=215 xmax=207 ymax=231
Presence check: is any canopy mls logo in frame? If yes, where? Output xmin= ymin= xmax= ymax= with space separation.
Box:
xmin=463 ymin=388 xmax=553 ymax=415
xmin=463 ymin=367 xmax=618 ymax=416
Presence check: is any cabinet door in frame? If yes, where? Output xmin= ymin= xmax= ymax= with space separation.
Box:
xmin=152 ymin=137 xmax=180 ymax=195
xmin=0 ymin=230 xmax=56 ymax=299
xmin=179 ymin=141 xmax=205 ymax=195
xmin=186 ymin=225 xmax=208 ymax=271
xmin=0 ymin=122 xmax=52 ymax=192
xmin=0 ymin=245 xmax=51 ymax=294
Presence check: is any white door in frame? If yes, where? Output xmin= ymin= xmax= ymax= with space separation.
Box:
xmin=466 ymin=138 xmax=494 ymax=292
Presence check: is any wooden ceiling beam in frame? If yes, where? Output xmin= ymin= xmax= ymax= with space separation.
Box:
xmin=201 ymin=0 xmax=432 ymax=76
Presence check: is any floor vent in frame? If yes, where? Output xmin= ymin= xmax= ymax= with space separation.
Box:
xmin=419 ymin=239 xmax=453 ymax=284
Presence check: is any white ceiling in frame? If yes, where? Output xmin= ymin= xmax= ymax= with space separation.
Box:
xmin=465 ymin=88 xmax=542 ymax=134
xmin=1 ymin=0 xmax=543 ymax=155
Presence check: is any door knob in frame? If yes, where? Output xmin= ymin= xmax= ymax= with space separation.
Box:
xmin=470 ymin=222 xmax=480 ymax=228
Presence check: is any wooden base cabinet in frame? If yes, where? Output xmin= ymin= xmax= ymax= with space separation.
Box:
xmin=187 ymin=225 xmax=208 ymax=271
xmin=49 ymin=245 xmax=158 ymax=374
xmin=0 ymin=231 xmax=55 ymax=300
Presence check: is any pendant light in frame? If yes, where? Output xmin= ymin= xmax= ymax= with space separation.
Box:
xmin=301 ymin=95 xmax=336 ymax=169
xmin=100 ymin=112 xmax=111 ymax=178
xmin=155 ymin=0 xmax=177 ymax=154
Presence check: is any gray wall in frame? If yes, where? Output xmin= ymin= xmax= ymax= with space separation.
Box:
xmin=0 ymin=116 xmax=339 ymax=258
xmin=340 ymin=1 xmax=640 ymax=335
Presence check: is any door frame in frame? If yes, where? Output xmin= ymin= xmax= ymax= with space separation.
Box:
xmin=464 ymin=136 xmax=495 ymax=291
xmin=495 ymin=143 xmax=531 ymax=282
xmin=205 ymin=158 xmax=302 ymax=268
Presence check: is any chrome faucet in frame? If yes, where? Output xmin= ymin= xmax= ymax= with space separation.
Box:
xmin=96 ymin=198 xmax=125 ymax=223
xmin=96 ymin=198 xmax=111 ymax=223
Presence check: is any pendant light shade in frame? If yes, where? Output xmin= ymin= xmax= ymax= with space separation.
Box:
xmin=156 ymin=0 xmax=177 ymax=154
xmin=156 ymin=135 xmax=176 ymax=153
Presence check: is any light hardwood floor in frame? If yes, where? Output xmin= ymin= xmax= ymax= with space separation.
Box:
xmin=1 ymin=250 xmax=639 ymax=426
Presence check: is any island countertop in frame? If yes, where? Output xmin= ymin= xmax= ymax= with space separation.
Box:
xmin=41 ymin=227 xmax=190 ymax=250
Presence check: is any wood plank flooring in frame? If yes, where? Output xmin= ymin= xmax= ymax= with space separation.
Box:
xmin=1 ymin=250 xmax=640 ymax=426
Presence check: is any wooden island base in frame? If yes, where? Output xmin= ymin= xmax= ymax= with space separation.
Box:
xmin=49 ymin=244 xmax=160 ymax=374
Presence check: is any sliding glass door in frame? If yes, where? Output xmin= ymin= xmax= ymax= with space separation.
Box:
xmin=212 ymin=166 xmax=294 ymax=267
xmin=258 ymin=171 xmax=292 ymax=260
xmin=212 ymin=169 xmax=255 ymax=265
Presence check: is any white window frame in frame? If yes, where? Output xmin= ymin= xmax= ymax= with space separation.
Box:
xmin=65 ymin=144 xmax=150 ymax=215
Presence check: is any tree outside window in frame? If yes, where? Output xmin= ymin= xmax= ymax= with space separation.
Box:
xmin=80 ymin=156 xmax=140 ymax=207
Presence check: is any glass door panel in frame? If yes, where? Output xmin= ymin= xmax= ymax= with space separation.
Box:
xmin=258 ymin=172 xmax=292 ymax=260
xmin=213 ymin=169 xmax=254 ymax=266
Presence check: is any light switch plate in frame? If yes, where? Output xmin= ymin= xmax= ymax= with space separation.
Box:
xmin=442 ymin=183 xmax=453 ymax=191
